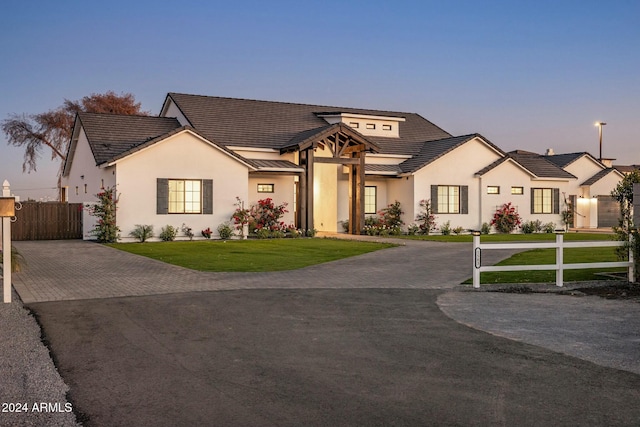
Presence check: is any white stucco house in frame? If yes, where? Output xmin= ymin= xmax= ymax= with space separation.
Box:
xmin=60 ymin=93 xmax=623 ymax=240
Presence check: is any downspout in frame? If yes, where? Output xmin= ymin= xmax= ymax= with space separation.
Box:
xmin=477 ymin=174 xmax=483 ymax=230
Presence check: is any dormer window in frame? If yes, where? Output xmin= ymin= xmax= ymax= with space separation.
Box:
xmin=315 ymin=112 xmax=405 ymax=138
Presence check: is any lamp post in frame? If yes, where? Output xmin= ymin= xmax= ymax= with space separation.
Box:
xmin=595 ymin=122 xmax=607 ymax=161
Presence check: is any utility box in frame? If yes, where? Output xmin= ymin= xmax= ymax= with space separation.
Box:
xmin=0 ymin=197 xmax=15 ymax=217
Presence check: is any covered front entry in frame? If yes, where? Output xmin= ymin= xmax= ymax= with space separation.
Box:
xmin=281 ymin=123 xmax=379 ymax=234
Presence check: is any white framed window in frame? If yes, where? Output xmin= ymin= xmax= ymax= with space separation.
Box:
xmin=365 ymin=186 xmax=377 ymax=214
xmin=257 ymin=183 xmax=274 ymax=193
xmin=511 ymin=186 xmax=524 ymax=195
xmin=532 ymin=188 xmax=552 ymax=214
xmin=366 ymin=123 xmax=376 ymax=130
xmin=437 ymin=185 xmax=460 ymax=214
xmin=169 ymin=179 xmax=202 ymax=214
xmin=382 ymin=124 xmax=392 ymax=131
xmin=487 ymin=186 xmax=500 ymax=194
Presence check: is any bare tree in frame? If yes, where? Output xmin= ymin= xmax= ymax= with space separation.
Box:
xmin=2 ymin=91 xmax=148 ymax=173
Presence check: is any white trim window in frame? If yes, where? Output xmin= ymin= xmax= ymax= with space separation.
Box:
xmin=169 ymin=179 xmax=202 ymax=213
xmin=364 ymin=186 xmax=377 ymax=214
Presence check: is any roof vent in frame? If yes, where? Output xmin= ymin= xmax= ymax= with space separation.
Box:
xmin=545 ymin=148 xmax=554 ymax=156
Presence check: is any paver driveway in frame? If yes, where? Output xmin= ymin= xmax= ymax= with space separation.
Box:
xmin=12 ymin=238 xmax=514 ymax=303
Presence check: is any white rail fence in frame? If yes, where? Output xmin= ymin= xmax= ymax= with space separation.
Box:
xmin=472 ymin=232 xmax=634 ymax=289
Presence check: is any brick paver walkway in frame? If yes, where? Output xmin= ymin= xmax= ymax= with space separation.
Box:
xmin=11 ymin=238 xmax=515 ymax=303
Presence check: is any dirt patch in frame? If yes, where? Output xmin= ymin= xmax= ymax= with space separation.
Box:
xmin=574 ymin=283 xmax=640 ymax=302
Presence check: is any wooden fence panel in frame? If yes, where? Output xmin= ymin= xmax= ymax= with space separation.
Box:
xmin=12 ymin=202 xmax=83 ymax=240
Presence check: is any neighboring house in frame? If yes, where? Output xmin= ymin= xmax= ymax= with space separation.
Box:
xmin=61 ymin=93 xmax=624 ymax=240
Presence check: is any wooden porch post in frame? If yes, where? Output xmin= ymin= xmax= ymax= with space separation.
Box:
xmin=307 ymin=148 xmax=315 ymax=232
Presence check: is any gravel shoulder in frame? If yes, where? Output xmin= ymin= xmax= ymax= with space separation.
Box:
xmin=0 ymin=290 xmax=80 ymax=427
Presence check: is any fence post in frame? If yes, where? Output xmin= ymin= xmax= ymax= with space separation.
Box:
xmin=630 ymin=232 xmax=636 ymax=284
xmin=472 ymin=231 xmax=481 ymax=289
xmin=2 ymin=180 xmax=12 ymax=303
xmin=556 ymin=231 xmax=564 ymax=287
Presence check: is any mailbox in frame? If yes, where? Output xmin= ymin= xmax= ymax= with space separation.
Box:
xmin=0 ymin=197 xmax=15 ymax=217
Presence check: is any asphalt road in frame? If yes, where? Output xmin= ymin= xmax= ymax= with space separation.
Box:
xmin=29 ymin=288 xmax=640 ymax=427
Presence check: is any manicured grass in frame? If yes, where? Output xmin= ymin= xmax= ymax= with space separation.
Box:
xmin=464 ymin=246 xmax=627 ymax=284
xmin=398 ymin=232 xmax=615 ymax=243
xmin=107 ymin=239 xmax=397 ymax=272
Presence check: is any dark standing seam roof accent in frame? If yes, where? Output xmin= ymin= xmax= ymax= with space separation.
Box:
xmin=507 ymin=151 xmax=577 ymax=179
xmin=365 ymin=164 xmax=403 ymax=174
xmin=581 ymin=168 xmax=620 ymax=186
xmin=247 ymin=159 xmax=304 ymax=171
xmin=399 ymin=134 xmax=504 ymax=174
xmin=165 ymin=93 xmax=452 ymax=155
xmin=77 ymin=113 xmax=181 ymax=165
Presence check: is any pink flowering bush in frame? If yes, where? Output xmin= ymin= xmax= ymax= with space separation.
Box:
xmin=491 ymin=203 xmax=521 ymax=233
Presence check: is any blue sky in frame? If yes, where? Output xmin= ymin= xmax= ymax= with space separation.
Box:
xmin=1 ymin=0 xmax=638 ymax=199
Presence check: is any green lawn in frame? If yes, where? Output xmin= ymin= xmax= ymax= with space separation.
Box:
xmin=107 ymin=239 xmax=397 ymax=272
xmin=465 ymin=246 xmax=627 ymax=284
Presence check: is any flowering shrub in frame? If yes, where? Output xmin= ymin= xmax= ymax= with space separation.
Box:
xmin=363 ymin=201 xmax=404 ymax=235
xmin=89 ymin=187 xmax=120 ymax=243
xmin=415 ymin=199 xmax=437 ymax=235
xmin=201 ymin=227 xmax=212 ymax=239
xmin=231 ymin=197 xmax=251 ymax=228
xmin=491 ymin=203 xmax=521 ymax=233
xmin=249 ymin=198 xmax=288 ymax=233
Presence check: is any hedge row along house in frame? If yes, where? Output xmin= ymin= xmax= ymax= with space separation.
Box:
xmin=61 ymin=93 xmax=624 ymax=240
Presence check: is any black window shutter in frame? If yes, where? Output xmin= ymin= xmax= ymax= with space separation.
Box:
xmin=553 ymin=188 xmax=560 ymax=214
xmin=530 ymin=188 xmax=535 ymax=214
xmin=431 ymin=185 xmax=438 ymax=214
xmin=203 ymin=179 xmax=213 ymax=214
xmin=460 ymin=186 xmax=469 ymax=214
xmin=157 ymin=178 xmax=168 ymax=214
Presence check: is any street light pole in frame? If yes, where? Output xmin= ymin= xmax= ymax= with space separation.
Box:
xmin=595 ymin=122 xmax=607 ymax=161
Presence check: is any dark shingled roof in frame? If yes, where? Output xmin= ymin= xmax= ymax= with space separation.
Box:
xmin=399 ymin=134 xmax=503 ymax=174
xmin=581 ymin=168 xmax=620 ymax=186
xmin=507 ymin=150 xmax=576 ymax=179
xmin=77 ymin=113 xmax=181 ymax=165
xmin=544 ymin=152 xmax=586 ymax=168
xmin=164 ymin=93 xmax=452 ymax=156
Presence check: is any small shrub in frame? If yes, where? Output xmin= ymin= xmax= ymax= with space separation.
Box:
xmin=201 ymin=228 xmax=212 ymax=239
xmin=160 ymin=225 xmax=178 ymax=241
xmin=305 ymin=228 xmax=317 ymax=237
xmin=440 ymin=221 xmax=451 ymax=236
xmin=481 ymin=222 xmax=491 ymax=235
xmin=270 ymin=230 xmax=286 ymax=239
xmin=0 ymin=246 xmax=27 ymax=272
xmin=129 ymin=224 xmax=154 ymax=242
xmin=406 ymin=224 xmax=420 ymax=235
xmin=452 ymin=226 xmax=464 ymax=235
xmin=217 ymin=222 xmax=234 ymax=240
xmin=543 ymin=222 xmax=556 ymax=233
xmin=340 ymin=220 xmax=349 ymax=233
xmin=181 ymin=223 xmax=194 ymax=240
xmin=255 ymin=228 xmax=271 ymax=239
xmin=520 ymin=221 xmax=536 ymax=234
xmin=415 ymin=199 xmax=437 ymax=235
xmin=288 ymin=227 xmax=302 ymax=238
